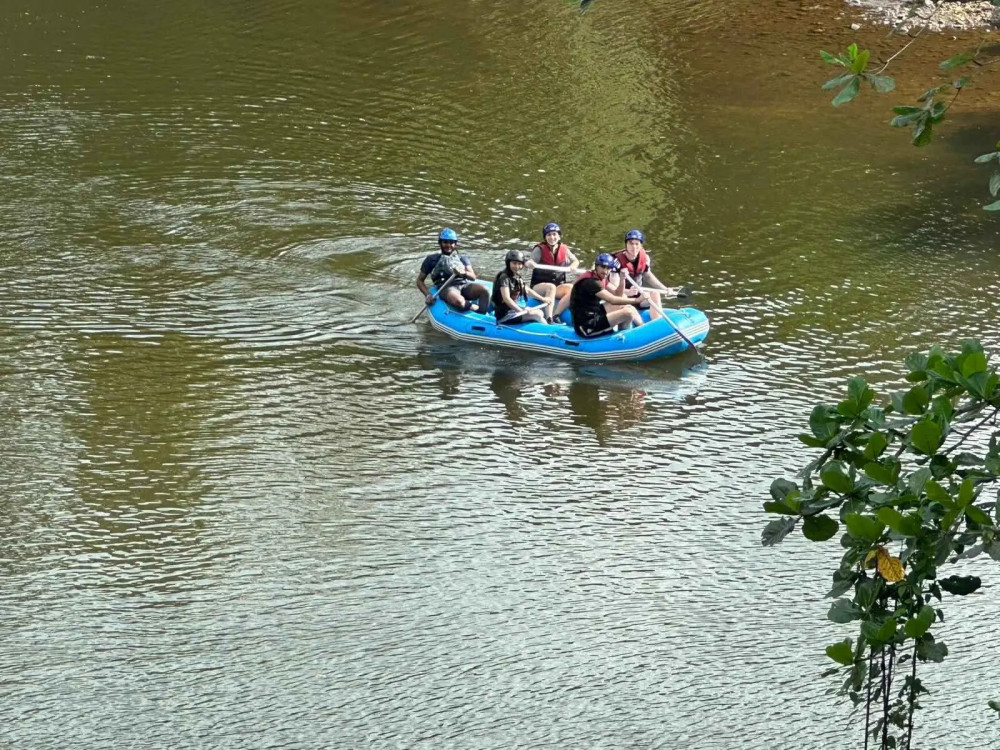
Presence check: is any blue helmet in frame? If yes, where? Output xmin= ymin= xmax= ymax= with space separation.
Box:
xmin=595 ymin=253 xmax=616 ymax=268
xmin=542 ymin=222 xmax=561 ymax=237
xmin=625 ymin=229 xmax=645 ymax=243
xmin=438 ymin=227 xmax=458 ymax=243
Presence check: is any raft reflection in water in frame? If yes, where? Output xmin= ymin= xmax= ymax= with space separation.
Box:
xmin=489 ymin=368 xmax=649 ymax=442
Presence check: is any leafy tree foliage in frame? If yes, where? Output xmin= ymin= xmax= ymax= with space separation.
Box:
xmin=820 ymin=40 xmax=1000 ymax=209
xmin=764 ymin=341 xmax=1000 ymax=748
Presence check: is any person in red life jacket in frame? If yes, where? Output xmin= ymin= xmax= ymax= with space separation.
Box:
xmin=524 ymin=222 xmax=579 ymax=319
xmin=416 ymin=228 xmax=490 ymax=313
xmin=491 ymin=250 xmax=552 ymax=325
xmin=612 ymin=229 xmax=679 ymax=309
xmin=568 ymin=254 xmax=651 ymax=338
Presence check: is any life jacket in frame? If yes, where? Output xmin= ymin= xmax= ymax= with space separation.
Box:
xmin=491 ymin=269 xmax=525 ymax=316
xmin=530 ymin=242 xmax=570 ymax=287
xmin=431 ymin=253 xmax=467 ymax=286
xmin=614 ymin=248 xmax=650 ymax=283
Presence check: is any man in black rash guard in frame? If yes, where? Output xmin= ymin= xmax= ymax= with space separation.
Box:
xmin=569 ymin=253 xmax=648 ymax=337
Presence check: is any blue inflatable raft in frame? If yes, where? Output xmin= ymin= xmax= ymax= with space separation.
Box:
xmin=425 ymin=282 xmax=709 ymax=362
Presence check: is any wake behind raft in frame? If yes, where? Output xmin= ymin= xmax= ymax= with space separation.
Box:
xmin=423 ymin=281 xmax=709 ymax=362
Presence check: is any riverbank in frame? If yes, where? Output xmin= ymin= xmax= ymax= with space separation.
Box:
xmin=846 ymin=0 xmax=1000 ymax=31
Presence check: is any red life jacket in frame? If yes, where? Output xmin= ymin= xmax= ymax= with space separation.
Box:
xmin=613 ymin=248 xmax=649 ymax=279
xmin=536 ymin=242 xmax=568 ymax=266
xmin=530 ymin=242 xmax=570 ymax=287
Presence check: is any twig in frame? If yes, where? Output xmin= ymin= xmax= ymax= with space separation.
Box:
xmin=904 ymin=642 xmax=918 ymax=750
xmin=942 ymin=405 xmax=999 ymax=457
xmin=874 ymin=28 xmax=927 ymax=76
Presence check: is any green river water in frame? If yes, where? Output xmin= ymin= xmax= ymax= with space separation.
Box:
xmin=2 ymin=1 xmax=999 ymax=747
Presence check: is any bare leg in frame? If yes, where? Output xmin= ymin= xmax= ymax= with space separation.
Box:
xmin=441 ymin=287 xmax=467 ymax=310
xmin=552 ymin=282 xmax=574 ymax=318
xmin=606 ymin=307 xmax=643 ymax=330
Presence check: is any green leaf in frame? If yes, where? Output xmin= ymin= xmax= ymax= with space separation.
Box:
xmin=809 ymin=404 xmax=838 ymax=441
xmin=827 ymin=567 xmax=856 ymax=598
xmin=913 ymin=118 xmax=934 ymax=147
xmin=867 ymin=74 xmax=895 ymax=93
xmin=844 ymin=513 xmax=885 ymax=541
xmin=917 ymin=86 xmax=940 ymax=103
xmin=764 ymin=499 xmax=796 ymax=514
xmin=803 ymin=514 xmax=839 ymax=542
xmin=864 ymin=460 xmax=898 ymax=485
xmin=904 ymin=605 xmax=935 ymax=638
xmin=826 ymin=639 xmax=854 ymax=665
xmin=983 ymin=199 xmax=1000 ymax=211
xmin=957 ymin=477 xmax=974 ymax=508
xmin=940 ymin=51 xmax=974 ymax=70
xmin=761 ymin=517 xmax=796 ymax=547
xmin=925 ymin=479 xmax=952 ymax=505
xmin=909 ymin=467 xmax=932 ymax=496
xmin=991 ymin=172 xmax=1000 ymax=198
xmin=832 ymin=77 xmax=861 ymax=107
xmin=911 ymin=420 xmax=942 ymax=455
xmin=901 ymin=385 xmax=930 ymax=414
xmin=850 ymin=48 xmax=870 ymax=74
xmin=953 ymin=75 xmax=971 ymax=89
xmin=822 ymin=73 xmax=856 ymax=91
xmin=864 ymin=432 xmax=889 ymax=460
xmin=876 ymin=506 xmax=922 ymax=537
xmin=966 ymin=505 xmax=992 ymax=525
xmin=828 ymin=598 xmax=862 ymax=624
xmin=938 ymin=574 xmax=981 ymax=595
xmin=862 ymin=617 xmax=897 ymax=645
xmin=820 ymin=49 xmax=843 ymax=66
xmin=989 ymin=700 xmax=1000 ymax=713
xmin=770 ymin=478 xmax=798 ymax=502
xmin=961 ymin=350 xmax=988 ymax=376
xmin=821 ymin=461 xmax=854 ymax=494
xmin=974 ymin=151 xmax=1000 ymax=164
xmin=855 ymin=578 xmax=881 ymax=610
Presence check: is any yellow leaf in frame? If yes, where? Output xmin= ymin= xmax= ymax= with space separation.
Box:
xmin=876 ymin=547 xmax=904 ymax=582
xmin=864 ymin=549 xmax=878 ymax=569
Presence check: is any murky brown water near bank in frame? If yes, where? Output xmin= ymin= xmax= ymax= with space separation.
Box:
xmin=2 ymin=1 xmax=999 ymax=747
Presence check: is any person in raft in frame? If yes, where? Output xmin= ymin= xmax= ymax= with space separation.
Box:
xmin=492 ymin=250 xmax=553 ymax=325
xmin=569 ymin=253 xmax=656 ymax=338
xmin=525 ymin=222 xmax=579 ymax=319
xmin=612 ymin=229 xmax=679 ymax=307
xmin=416 ymin=227 xmax=490 ymax=313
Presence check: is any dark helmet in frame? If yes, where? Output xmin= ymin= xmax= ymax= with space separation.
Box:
xmin=625 ymin=229 xmax=645 ymax=243
xmin=595 ymin=253 xmax=616 ymax=268
xmin=542 ymin=222 xmax=561 ymax=238
xmin=439 ymin=227 xmax=458 ymax=243
xmin=505 ymin=249 xmax=526 ymax=265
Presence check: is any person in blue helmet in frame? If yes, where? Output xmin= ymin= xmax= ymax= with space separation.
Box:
xmin=568 ymin=253 xmax=654 ymax=338
xmin=525 ymin=222 xmax=579 ymax=319
xmin=416 ymin=228 xmax=490 ymax=313
xmin=612 ymin=229 xmax=678 ymax=309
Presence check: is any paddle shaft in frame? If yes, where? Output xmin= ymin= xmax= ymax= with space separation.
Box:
xmin=410 ymin=271 xmax=459 ymax=323
xmin=623 ymin=272 xmax=698 ymax=351
xmin=532 ymin=263 xmax=687 ymax=298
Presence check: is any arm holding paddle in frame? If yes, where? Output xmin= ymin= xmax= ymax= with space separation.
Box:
xmin=622 ymin=271 xmax=698 ymax=351
xmin=411 ymin=271 xmax=459 ymax=323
